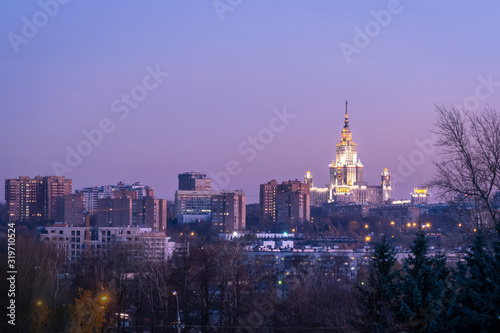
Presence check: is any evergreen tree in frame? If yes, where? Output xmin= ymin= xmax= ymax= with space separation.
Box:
xmin=353 ymin=234 xmax=400 ymax=332
xmin=399 ymin=230 xmax=452 ymax=332
xmin=452 ymin=233 xmax=500 ymax=331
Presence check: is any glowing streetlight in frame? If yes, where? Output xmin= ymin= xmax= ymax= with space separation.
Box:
xmin=365 ymin=236 xmax=371 ymax=242
xmin=173 ymin=291 xmax=180 ymax=333
xmin=36 ymin=300 xmax=43 ymax=306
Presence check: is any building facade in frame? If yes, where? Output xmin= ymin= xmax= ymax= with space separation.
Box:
xmin=211 ymin=191 xmax=246 ymax=232
xmin=411 ymin=187 xmax=430 ymax=206
xmin=75 ymin=182 xmax=154 ymax=214
xmin=55 ymin=193 xmax=85 ymax=226
xmin=259 ymin=179 xmax=310 ymax=226
xmin=96 ymin=195 xmax=167 ymax=231
xmin=40 ymin=225 xmax=171 ymax=263
xmin=174 ymin=190 xmax=213 ymax=223
xmin=259 ymin=179 xmax=278 ymax=224
xmin=369 ymin=204 xmax=421 ymax=227
xmin=327 ymin=103 xmax=392 ymax=204
xmin=178 ymin=172 xmax=211 ymax=191
xmin=5 ymin=176 xmax=72 ymax=223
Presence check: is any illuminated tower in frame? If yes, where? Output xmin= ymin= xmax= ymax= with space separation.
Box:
xmin=329 ymin=102 xmax=364 ymax=201
xmin=304 ymin=170 xmax=313 ymax=187
xmin=381 ymin=168 xmax=392 ymax=202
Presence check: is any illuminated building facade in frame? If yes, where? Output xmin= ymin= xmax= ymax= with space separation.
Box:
xmin=5 ymin=176 xmax=72 ymax=223
xmin=327 ymin=102 xmax=392 ymax=204
xmin=260 ymin=180 xmax=278 ymax=224
xmin=259 ymin=179 xmax=310 ymax=226
xmin=411 ymin=187 xmax=430 ymax=205
xmin=304 ymin=171 xmax=329 ymax=207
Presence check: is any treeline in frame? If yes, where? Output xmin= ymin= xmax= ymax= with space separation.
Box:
xmin=2 ymin=229 xmax=499 ymax=332
xmin=1 ymin=232 xmax=356 ymax=332
xmin=354 ymin=231 xmax=500 ymax=333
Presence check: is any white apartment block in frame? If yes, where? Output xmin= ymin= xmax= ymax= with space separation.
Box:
xmin=40 ymin=224 xmax=171 ymax=263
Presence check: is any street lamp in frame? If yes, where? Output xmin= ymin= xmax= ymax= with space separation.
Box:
xmin=173 ymin=291 xmax=180 ymax=333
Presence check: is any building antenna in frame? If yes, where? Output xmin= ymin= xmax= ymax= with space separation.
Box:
xmin=345 ymin=100 xmax=349 ymax=127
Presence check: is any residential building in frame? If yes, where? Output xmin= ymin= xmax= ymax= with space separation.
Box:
xmin=369 ymin=204 xmax=421 ymax=227
xmin=211 ymin=191 xmax=246 ymax=232
xmin=55 ymin=193 xmax=85 ymax=226
xmin=276 ymin=180 xmax=310 ymax=225
xmin=5 ymin=176 xmax=72 ymax=223
xmin=178 ymin=172 xmax=211 ymax=191
xmin=40 ymin=224 xmax=170 ymax=263
xmin=174 ymin=190 xmax=213 ymax=223
xmin=260 ymin=179 xmax=310 ymax=226
xmin=259 ymin=179 xmax=278 ymax=224
xmin=96 ymin=194 xmax=166 ymax=231
xmin=75 ymin=181 xmax=154 ymax=214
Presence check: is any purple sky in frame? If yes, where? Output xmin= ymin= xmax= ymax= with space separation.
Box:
xmin=2 ymin=1 xmax=500 ymax=203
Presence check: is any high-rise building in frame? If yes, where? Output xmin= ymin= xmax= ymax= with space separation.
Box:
xmin=96 ymin=193 xmax=167 ymax=231
xmin=381 ymin=168 xmax=393 ymax=202
xmin=330 ymin=101 xmax=364 ymax=191
xmin=259 ymin=179 xmax=310 ymax=226
xmin=211 ymin=191 xmax=246 ymax=232
xmin=96 ymin=196 xmax=133 ymax=227
xmin=276 ymin=180 xmax=310 ymax=225
xmin=76 ymin=182 xmax=154 ymax=214
xmin=5 ymin=176 xmax=72 ymax=223
xmin=133 ymin=197 xmax=167 ymax=231
xmin=304 ymin=171 xmax=313 ymax=186
xmin=178 ymin=172 xmax=211 ymax=191
xmin=259 ymin=179 xmax=278 ymax=224
xmin=326 ymin=102 xmax=392 ymax=204
xmin=56 ymin=193 xmax=85 ymax=226
xmin=174 ymin=190 xmax=213 ymax=224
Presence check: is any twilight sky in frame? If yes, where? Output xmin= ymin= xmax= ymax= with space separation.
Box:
xmin=1 ymin=1 xmax=500 ymax=203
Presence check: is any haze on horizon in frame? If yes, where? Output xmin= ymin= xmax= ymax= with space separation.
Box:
xmin=1 ymin=0 xmax=500 ymax=203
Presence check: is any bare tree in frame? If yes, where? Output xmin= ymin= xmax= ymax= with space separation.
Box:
xmin=429 ymin=105 xmax=500 ymax=233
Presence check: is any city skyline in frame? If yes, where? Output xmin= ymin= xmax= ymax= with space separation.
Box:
xmin=2 ymin=1 xmax=500 ymax=203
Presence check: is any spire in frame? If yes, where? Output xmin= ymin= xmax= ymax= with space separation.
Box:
xmin=344 ymin=100 xmax=349 ymax=127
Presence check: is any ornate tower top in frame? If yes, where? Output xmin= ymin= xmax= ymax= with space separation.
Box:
xmin=344 ymin=100 xmax=349 ymax=128
xmin=340 ymin=101 xmax=353 ymax=144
